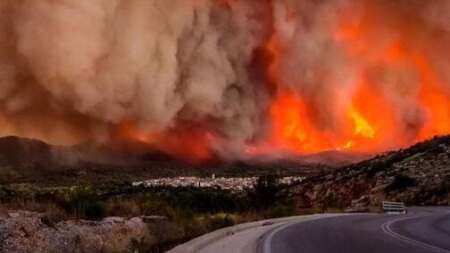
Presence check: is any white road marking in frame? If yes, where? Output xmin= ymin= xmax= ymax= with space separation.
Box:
xmin=381 ymin=215 xmax=450 ymax=253
xmin=261 ymin=221 xmax=295 ymax=253
xmin=260 ymin=214 xmax=352 ymax=253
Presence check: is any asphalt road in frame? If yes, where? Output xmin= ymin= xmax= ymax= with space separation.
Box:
xmin=262 ymin=207 xmax=450 ymax=253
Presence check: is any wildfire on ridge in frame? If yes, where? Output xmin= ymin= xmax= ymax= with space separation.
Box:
xmin=117 ymin=121 xmax=214 ymax=162
xmin=115 ymin=0 xmax=449 ymax=161
xmin=254 ymin=0 xmax=450 ymax=157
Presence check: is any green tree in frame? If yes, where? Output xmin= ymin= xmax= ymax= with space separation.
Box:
xmin=251 ymin=175 xmax=283 ymax=210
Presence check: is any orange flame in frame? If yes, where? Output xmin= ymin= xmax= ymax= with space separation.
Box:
xmin=259 ymin=0 xmax=450 ymax=156
xmin=116 ymin=121 xmax=213 ymax=162
xmin=119 ymin=1 xmax=450 ymax=161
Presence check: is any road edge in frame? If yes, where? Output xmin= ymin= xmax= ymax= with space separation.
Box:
xmin=168 ymin=213 xmax=349 ymax=253
xmin=381 ymin=215 xmax=450 ymax=253
xmin=258 ymin=214 xmax=356 ymax=253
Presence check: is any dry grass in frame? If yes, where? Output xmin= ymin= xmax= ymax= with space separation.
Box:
xmin=1 ymin=198 xmax=70 ymax=223
xmin=105 ymin=198 xmax=142 ymax=217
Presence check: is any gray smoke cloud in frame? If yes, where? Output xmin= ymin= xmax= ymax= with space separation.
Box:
xmin=0 ymin=0 xmax=271 ymax=150
xmin=0 ymin=0 xmax=448 ymax=158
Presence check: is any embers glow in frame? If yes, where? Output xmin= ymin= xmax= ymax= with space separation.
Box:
xmin=117 ymin=121 xmax=214 ymax=162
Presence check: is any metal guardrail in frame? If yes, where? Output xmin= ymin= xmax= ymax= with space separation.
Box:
xmin=382 ymin=201 xmax=407 ymax=214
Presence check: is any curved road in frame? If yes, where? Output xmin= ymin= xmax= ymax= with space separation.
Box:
xmin=262 ymin=207 xmax=450 ymax=253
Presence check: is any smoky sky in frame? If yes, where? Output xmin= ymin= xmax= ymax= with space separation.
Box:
xmin=0 ymin=0 xmax=448 ymax=157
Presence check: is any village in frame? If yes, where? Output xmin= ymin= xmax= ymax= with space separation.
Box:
xmin=133 ymin=175 xmax=305 ymax=192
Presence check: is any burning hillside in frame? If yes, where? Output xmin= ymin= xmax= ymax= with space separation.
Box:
xmin=0 ymin=0 xmax=449 ymax=161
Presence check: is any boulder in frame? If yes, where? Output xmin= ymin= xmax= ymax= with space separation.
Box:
xmin=0 ymin=211 xmax=169 ymax=253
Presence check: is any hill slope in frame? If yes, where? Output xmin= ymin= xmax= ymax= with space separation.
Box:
xmin=0 ymin=136 xmax=196 ymax=185
xmin=0 ymin=136 xmax=332 ymax=185
xmin=292 ymin=135 xmax=450 ymax=209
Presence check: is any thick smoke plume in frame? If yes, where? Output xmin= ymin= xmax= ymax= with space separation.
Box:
xmin=0 ymin=0 xmax=449 ymax=160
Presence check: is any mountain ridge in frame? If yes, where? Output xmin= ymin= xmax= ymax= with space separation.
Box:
xmin=291 ymin=135 xmax=450 ymax=208
xmin=0 ymin=135 xmax=448 ymax=189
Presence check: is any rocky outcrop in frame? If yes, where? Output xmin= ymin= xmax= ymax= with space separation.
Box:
xmin=0 ymin=211 xmax=169 ymax=253
xmin=292 ymin=136 xmax=450 ymax=210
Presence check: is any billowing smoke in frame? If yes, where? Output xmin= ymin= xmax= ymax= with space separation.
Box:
xmin=0 ymin=0 xmax=449 ymax=160
xmin=0 ymin=0 xmax=272 ymax=149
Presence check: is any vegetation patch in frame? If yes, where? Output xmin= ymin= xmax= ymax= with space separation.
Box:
xmin=0 ymin=175 xmax=297 ymax=252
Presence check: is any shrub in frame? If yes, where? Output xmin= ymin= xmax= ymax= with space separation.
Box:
xmin=319 ymin=192 xmax=343 ymax=212
xmin=83 ymin=201 xmax=105 ymax=220
xmin=386 ymin=175 xmax=416 ymax=192
xmin=62 ymin=186 xmax=105 ymax=220
xmin=250 ymin=175 xmax=285 ymax=210
xmin=264 ymin=205 xmax=296 ymax=219
xmin=41 ymin=203 xmax=70 ymax=225
xmin=207 ymin=214 xmax=235 ymax=231
xmin=105 ymin=198 xmax=141 ymax=217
